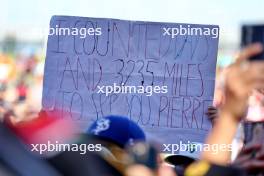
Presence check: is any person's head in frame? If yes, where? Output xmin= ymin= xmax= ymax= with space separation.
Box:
xmin=87 ymin=115 xmax=146 ymax=164
xmin=87 ymin=115 xmax=146 ymax=148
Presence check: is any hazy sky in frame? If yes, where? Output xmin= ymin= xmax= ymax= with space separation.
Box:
xmin=1 ymin=0 xmax=264 ymax=44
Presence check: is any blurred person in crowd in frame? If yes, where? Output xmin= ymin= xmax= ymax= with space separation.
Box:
xmin=0 ymin=83 xmax=15 ymax=123
xmin=1 ymin=110 xmax=127 ymax=176
xmin=0 ymin=83 xmax=7 ymax=107
xmin=0 ymin=54 xmax=16 ymax=107
xmin=86 ymin=116 xmax=146 ymax=167
xmin=87 ymin=115 xmax=146 ymax=148
xmin=0 ymin=112 xmax=61 ymax=176
xmin=243 ymin=89 xmax=264 ymax=175
xmin=2 ymin=110 xmax=125 ymax=176
xmin=24 ymin=54 xmax=37 ymax=74
xmin=246 ymin=89 xmax=264 ymax=122
xmin=16 ymin=79 xmax=28 ymax=103
xmin=188 ymin=43 xmax=264 ymax=176
xmin=0 ymin=54 xmax=16 ymax=84
xmin=233 ymin=142 xmax=264 ymax=175
xmin=206 ymin=50 xmax=264 ymax=175
xmin=207 ymin=60 xmax=262 ymax=160
xmin=14 ymin=54 xmax=43 ymax=114
xmin=84 ymin=115 xmax=177 ymax=175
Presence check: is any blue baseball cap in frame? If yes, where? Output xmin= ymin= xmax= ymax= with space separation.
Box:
xmin=87 ymin=115 xmax=146 ymax=147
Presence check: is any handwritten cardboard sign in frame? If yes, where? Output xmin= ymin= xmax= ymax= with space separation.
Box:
xmin=42 ymin=16 xmax=219 ymax=145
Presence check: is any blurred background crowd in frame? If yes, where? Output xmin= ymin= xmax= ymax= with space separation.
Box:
xmin=0 ymin=35 xmax=43 ymax=120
